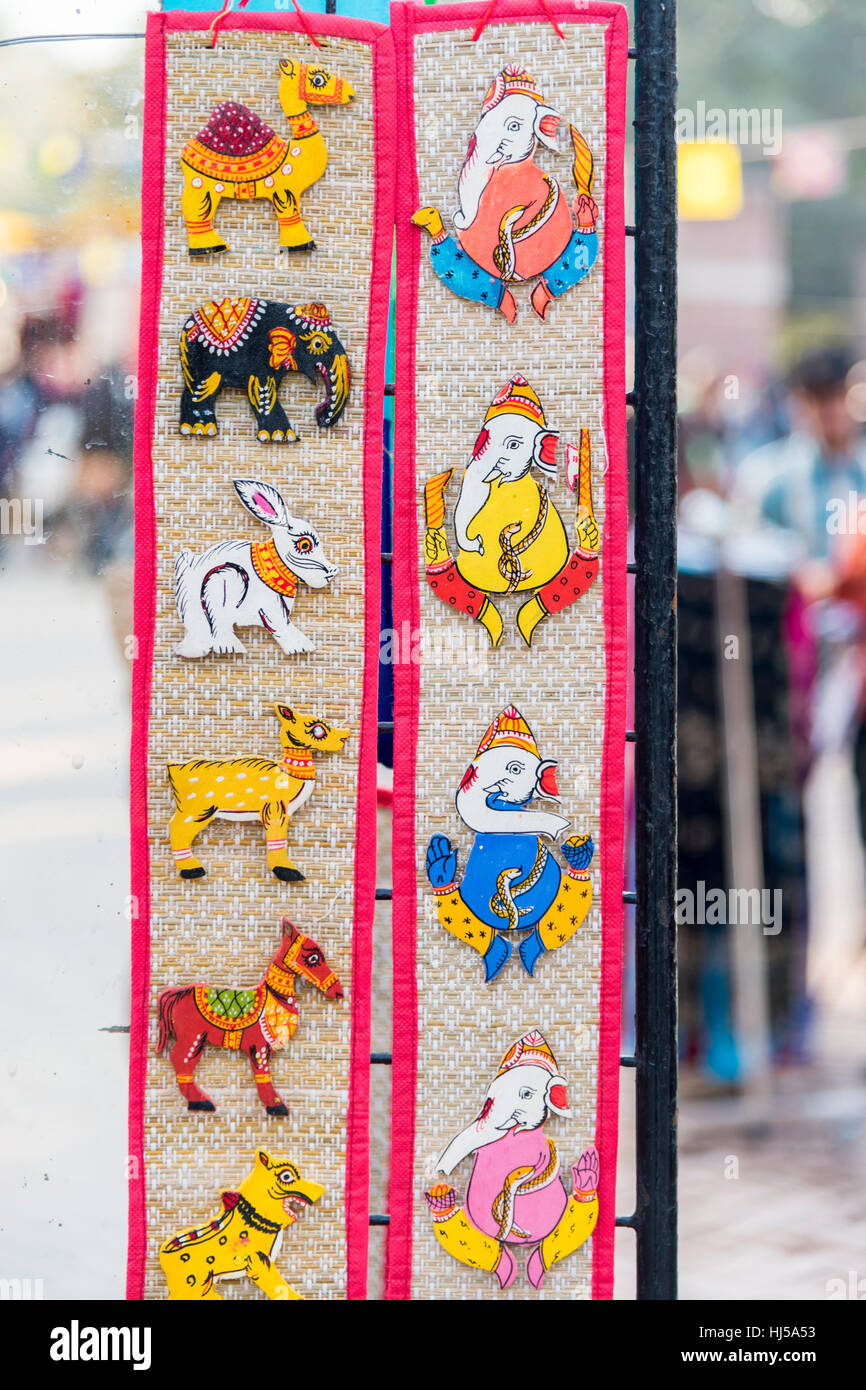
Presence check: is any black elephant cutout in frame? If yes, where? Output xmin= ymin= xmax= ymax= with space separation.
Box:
xmin=179 ymin=298 xmax=350 ymax=442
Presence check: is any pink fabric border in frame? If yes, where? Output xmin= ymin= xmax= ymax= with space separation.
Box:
xmin=126 ymin=9 xmax=165 ymax=1305
xmin=387 ymin=0 xmax=629 ymax=1302
xmin=127 ymin=9 xmax=393 ymax=1302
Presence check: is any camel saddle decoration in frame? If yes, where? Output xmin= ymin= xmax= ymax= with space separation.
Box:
xmin=156 ymin=918 xmax=343 ymax=1115
xmin=412 ymin=65 xmax=599 ymax=322
xmin=425 ymin=706 xmax=594 ymax=982
xmin=423 ymin=376 xmax=600 ymax=648
xmin=159 ymin=1150 xmax=325 ymax=1300
xmin=425 ymin=1031 xmax=599 ymax=1291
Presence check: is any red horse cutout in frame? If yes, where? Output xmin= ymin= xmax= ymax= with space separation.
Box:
xmin=156 ymin=918 xmax=342 ymax=1115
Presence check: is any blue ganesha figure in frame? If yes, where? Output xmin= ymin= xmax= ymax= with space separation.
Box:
xmin=426 ymin=705 xmax=594 ymax=982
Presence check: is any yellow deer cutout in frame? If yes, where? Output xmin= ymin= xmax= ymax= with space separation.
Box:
xmin=167 ymin=704 xmax=350 ymax=882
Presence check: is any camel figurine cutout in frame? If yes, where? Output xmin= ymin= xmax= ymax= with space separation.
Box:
xmin=160 ymin=1150 xmax=324 ymax=1301
xmin=167 ymin=703 xmax=350 ymax=882
xmin=179 ymin=298 xmax=350 ymax=441
xmin=174 ymin=479 xmax=336 ymax=658
xmin=180 ymin=59 xmax=354 ymax=256
xmin=425 ymin=1031 xmax=599 ymax=1291
xmin=424 ymin=376 xmax=600 ymax=648
xmin=413 ymin=64 xmax=598 ymax=323
xmin=426 ymin=706 xmax=594 ymax=981
xmin=157 ymin=919 xmax=343 ymax=1115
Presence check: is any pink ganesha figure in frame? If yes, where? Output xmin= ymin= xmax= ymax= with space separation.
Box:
xmin=425 ymin=1030 xmax=599 ymax=1291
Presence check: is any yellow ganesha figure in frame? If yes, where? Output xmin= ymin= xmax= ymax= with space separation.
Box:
xmin=423 ymin=376 xmax=600 ymax=648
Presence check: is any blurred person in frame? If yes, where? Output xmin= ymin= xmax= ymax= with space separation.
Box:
xmin=47 ymin=369 xmax=134 ymax=660
xmin=799 ymin=529 xmax=866 ymax=1012
xmin=678 ymin=370 xmax=732 ymax=500
xmin=73 ymin=370 xmax=133 ymax=573
xmin=738 ymin=348 xmax=866 ymax=786
xmin=673 ymin=361 xmax=832 ymax=1081
xmin=737 ymin=348 xmax=866 ymax=1014
xmin=8 ymin=311 xmax=90 ymax=517
xmin=738 ymin=348 xmax=866 ymax=564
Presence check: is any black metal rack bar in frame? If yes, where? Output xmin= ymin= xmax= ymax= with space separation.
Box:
xmin=632 ymin=0 xmax=679 ymax=1300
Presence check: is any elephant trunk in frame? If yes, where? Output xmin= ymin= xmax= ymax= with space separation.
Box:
xmin=314 ymin=345 xmax=350 ymax=429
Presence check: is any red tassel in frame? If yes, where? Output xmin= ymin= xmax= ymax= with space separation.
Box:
xmin=208 ymin=0 xmax=251 ymax=50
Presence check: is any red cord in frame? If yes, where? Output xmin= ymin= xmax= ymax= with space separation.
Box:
xmin=473 ymin=0 xmax=566 ymax=42
xmin=208 ymin=0 xmax=250 ymax=50
xmin=537 ymin=0 xmax=567 ymax=40
xmin=472 ymin=0 xmax=501 ymax=42
xmin=208 ymin=1 xmax=232 ymax=49
xmin=289 ymin=0 xmax=323 ymax=48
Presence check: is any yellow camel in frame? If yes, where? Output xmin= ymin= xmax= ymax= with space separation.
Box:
xmin=180 ymin=60 xmax=355 ymax=256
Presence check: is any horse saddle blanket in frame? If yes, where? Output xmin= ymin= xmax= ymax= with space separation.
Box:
xmin=194 ymin=984 xmax=266 ymax=1036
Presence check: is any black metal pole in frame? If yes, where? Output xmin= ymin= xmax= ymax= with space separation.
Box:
xmin=632 ymin=0 xmax=679 ymax=1299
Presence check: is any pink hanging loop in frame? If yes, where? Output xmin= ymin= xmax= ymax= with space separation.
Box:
xmin=538 ymin=0 xmax=566 ymax=40
xmin=472 ymin=0 xmax=566 ymax=42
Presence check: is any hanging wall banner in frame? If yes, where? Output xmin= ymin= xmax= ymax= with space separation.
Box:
xmin=130 ymin=10 xmax=395 ymax=1300
xmin=389 ymin=0 xmax=628 ymax=1300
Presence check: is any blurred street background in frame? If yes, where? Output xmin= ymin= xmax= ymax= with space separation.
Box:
xmin=1 ymin=0 xmax=865 ymax=1299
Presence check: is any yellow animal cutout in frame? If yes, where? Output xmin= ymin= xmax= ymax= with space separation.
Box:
xmin=167 ymin=703 xmax=350 ymax=882
xmin=180 ymin=60 xmax=354 ymax=257
xmin=159 ymin=1150 xmax=324 ymax=1301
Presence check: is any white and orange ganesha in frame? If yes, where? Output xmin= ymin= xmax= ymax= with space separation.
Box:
xmin=424 ymin=375 xmax=600 ymax=648
xmin=412 ymin=64 xmax=598 ymax=322
xmin=425 ymin=1031 xmax=599 ymax=1291
xmin=425 ymin=706 xmax=594 ymax=981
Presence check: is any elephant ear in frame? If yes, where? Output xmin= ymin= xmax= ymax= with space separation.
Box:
xmin=533 ymin=429 xmax=559 ymax=473
xmin=534 ymin=105 xmax=562 ymax=151
xmin=268 ymin=327 xmax=297 ymax=371
xmin=233 ymin=479 xmax=290 ymax=528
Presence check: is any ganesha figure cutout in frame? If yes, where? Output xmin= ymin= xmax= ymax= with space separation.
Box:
xmin=413 ymin=65 xmax=598 ymax=322
xmin=424 ymin=375 xmax=600 ymax=648
xmin=425 ymin=706 xmax=594 ymax=981
xmin=425 ymin=1031 xmax=599 ymax=1291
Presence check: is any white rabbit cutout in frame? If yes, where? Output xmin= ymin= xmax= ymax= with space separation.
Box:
xmin=173 ymin=479 xmax=336 ymax=658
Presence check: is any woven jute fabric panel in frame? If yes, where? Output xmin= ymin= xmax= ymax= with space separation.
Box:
xmin=408 ymin=20 xmax=611 ymax=1300
xmin=141 ymin=28 xmax=377 ymax=1300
